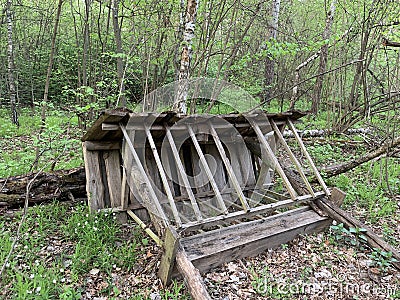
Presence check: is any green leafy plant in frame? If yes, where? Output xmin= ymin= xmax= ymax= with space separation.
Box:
xmin=369 ymin=248 xmax=398 ymax=273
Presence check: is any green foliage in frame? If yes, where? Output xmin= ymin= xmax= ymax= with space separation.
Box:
xmin=368 ymin=248 xmax=398 ymax=273
xmin=329 ymin=223 xmax=368 ymax=250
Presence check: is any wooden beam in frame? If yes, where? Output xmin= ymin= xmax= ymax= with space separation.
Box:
xmin=287 ymin=119 xmax=330 ymax=196
xmin=103 ymin=150 xmax=122 ymax=208
xmin=127 ymin=209 xmax=162 ymax=246
xmin=165 ymin=126 xmax=202 ymax=221
xmin=176 ymin=250 xmax=212 ymax=300
xmin=209 ymin=123 xmax=250 ymax=212
xmin=145 ymin=127 xmax=182 ymax=227
xmin=248 ymin=119 xmax=298 ymax=200
xmin=85 ymin=141 xmax=121 ymax=151
xmin=102 ymin=123 xmax=120 ymax=131
xmin=271 ymin=120 xmax=315 ymax=197
xmin=158 ymin=226 xmax=180 ymax=285
xmin=181 ymin=191 xmax=325 ymax=231
xmin=120 ymin=125 xmax=168 ymax=226
xmin=82 ymin=143 xmax=105 ymax=212
xmin=187 ymin=125 xmax=228 ymax=214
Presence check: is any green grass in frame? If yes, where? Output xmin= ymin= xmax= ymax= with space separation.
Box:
xmin=0 ymin=107 xmax=83 ymax=177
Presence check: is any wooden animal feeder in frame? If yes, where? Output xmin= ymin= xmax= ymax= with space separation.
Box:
xmin=82 ymin=109 xmax=339 ymax=299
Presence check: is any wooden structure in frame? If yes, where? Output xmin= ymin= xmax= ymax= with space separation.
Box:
xmin=81 ymin=109 xmax=338 ymax=299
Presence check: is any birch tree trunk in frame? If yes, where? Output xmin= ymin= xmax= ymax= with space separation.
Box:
xmin=6 ymin=0 xmax=19 ymax=126
xmin=311 ymin=0 xmax=336 ymax=114
xmin=264 ymin=0 xmax=280 ymax=103
xmin=174 ymin=0 xmax=199 ymax=114
xmin=111 ymin=0 xmax=126 ymax=107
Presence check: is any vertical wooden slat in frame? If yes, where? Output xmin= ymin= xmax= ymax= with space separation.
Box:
xmin=165 ymin=127 xmax=202 ymax=221
xmin=287 ymin=119 xmax=330 ymax=196
xmin=248 ymin=120 xmax=298 ymax=200
xmin=270 ymin=120 xmax=316 ymax=197
xmin=187 ymin=125 xmax=228 ymax=214
xmin=82 ymin=142 xmax=105 ymax=212
xmin=104 ymin=150 xmax=123 ymax=207
xmin=209 ymin=123 xmax=250 ymax=212
xmin=145 ymin=127 xmax=182 ymax=227
xmin=120 ymin=125 xmax=169 ymax=224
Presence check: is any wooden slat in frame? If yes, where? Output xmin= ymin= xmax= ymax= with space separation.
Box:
xmin=145 ymin=127 xmax=182 ymax=227
xmin=120 ymin=125 xmax=168 ymax=225
xmin=82 ymin=142 xmax=105 ymax=212
xmin=181 ymin=191 xmax=325 ymax=231
xmin=287 ymin=119 xmax=330 ymax=196
xmin=165 ymin=127 xmax=202 ymax=221
xmin=270 ymin=120 xmax=315 ymax=197
xmin=209 ymin=123 xmax=250 ymax=212
xmin=248 ymin=119 xmax=298 ymax=200
xmin=103 ymin=150 xmax=122 ymax=207
xmin=187 ymin=125 xmax=228 ymax=214
xmin=127 ymin=209 xmax=162 ymax=246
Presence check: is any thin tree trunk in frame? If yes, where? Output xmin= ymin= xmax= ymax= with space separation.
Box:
xmin=264 ymin=0 xmax=280 ymax=103
xmin=111 ymin=0 xmax=126 ymax=107
xmin=174 ymin=0 xmax=199 ymax=114
xmin=311 ymin=0 xmax=336 ymax=114
xmin=6 ymin=0 xmax=19 ymax=126
xmin=34 ymin=0 xmax=63 ymax=170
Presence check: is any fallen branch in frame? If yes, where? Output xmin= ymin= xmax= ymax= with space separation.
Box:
xmin=322 ymin=136 xmax=400 ymax=178
xmin=0 ymin=167 xmax=86 ymax=207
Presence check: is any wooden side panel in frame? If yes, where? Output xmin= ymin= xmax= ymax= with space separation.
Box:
xmin=83 ymin=142 xmax=105 ymax=212
xmin=103 ymin=150 xmax=122 ymax=208
xmin=179 ymin=208 xmax=331 ymax=274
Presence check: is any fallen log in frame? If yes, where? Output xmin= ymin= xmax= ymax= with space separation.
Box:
xmin=0 ymin=167 xmax=86 ymax=207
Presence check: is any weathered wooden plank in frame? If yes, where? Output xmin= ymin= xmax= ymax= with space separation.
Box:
xmin=181 ymin=192 xmax=325 ymax=231
xmin=187 ymin=125 xmax=228 ymax=214
xmin=145 ymin=127 xmax=182 ymax=227
xmin=102 ymin=123 xmax=120 ymax=131
xmin=165 ymin=127 xmax=202 ymax=221
xmin=271 ymin=120 xmax=315 ymax=197
xmin=209 ymin=124 xmax=250 ymax=212
xmin=158 ymin=227 xmax=180 ymax=285
xmin=127 ymin=209 xmax=162 ymax=246
xmin=103 ymin=150 xmax=122 ymax=207
xmin=120 ymin=125 xmax=168 ymax=228
xmin=180 ymin=208 xmax=331 ymax=274
xmin=85 ymin=141 xmax=121 ymax=151
xmin=82 ymin=143 xmax=105 ymax=212
xmin=249 ymin=119 xmax=298 ymax=200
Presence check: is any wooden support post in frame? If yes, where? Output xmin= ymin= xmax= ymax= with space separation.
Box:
xmin=120 ymin=125 xmax=169 ymax=226
xmin=187 ymin=125 xmax=228 ymax=213
xmin=287 ymin=119 xmax=330 ymax=196
xmin=176 ymin=250 xmax=212 ymax=300
xmin=249 ymin=120 xmax=298 ymax=200
xmin=145 ymin=127 xmax=182 ymax=227
xmin=165 ymin=126 xmax=202 ymax=221
xmin=209 ymin=123 xmax=250 ymax=212
xmin=103 ymin=151 xmax=122 ymax=207
xmin=270 ymin=120 xmax=315 ymax=197
xmin=158 ymin=226 xmax=180 ymax=285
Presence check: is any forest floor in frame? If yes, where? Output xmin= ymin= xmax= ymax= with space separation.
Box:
xmin=0 ymin=108 xmax=399 ymax=299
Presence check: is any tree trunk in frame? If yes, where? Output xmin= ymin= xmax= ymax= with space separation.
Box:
xmin=264 ymin=0 xmax=280 ymax=103
xmin=0 ymin=168 xmax=86 ymax=208
xmin=111 ymin=0 xmax=126 ymax=107
xmin=174 ymin=0 xmax=199 ymax=114
xmin=6 ymin=0 xmax=19 ymax=127
xmin=311 ymin=0 xmax=336 ymax=114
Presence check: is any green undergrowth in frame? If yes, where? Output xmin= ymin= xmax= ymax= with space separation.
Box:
xmin=0 ymin=201 xmax=187 ymax=299
xmin=0 ymin=108 xmax=83 ymax=177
